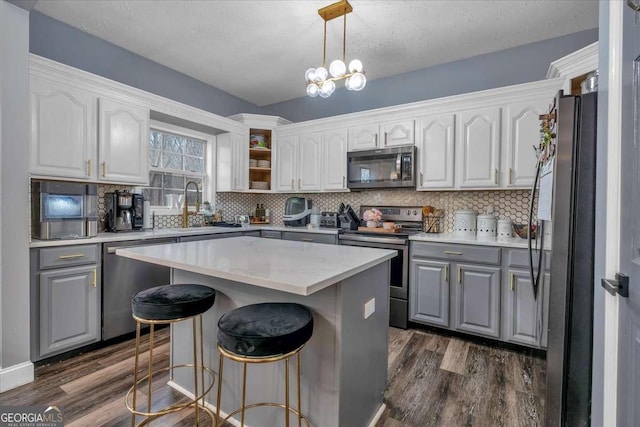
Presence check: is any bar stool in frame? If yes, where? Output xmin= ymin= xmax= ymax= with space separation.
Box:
xmin=216 ymin=302 xmax=313 ymax=427
xmin=126 ymin=284 xmax=217 ymax=426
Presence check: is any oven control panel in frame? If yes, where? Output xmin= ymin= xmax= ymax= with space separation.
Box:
xmin=360 ymin=206 xmax=423 ymax=222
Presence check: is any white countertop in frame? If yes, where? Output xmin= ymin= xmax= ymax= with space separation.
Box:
xmin=29 ymin=224 xmax=340 ymax=248
xmin=409 ymin=232 xmax=551 ymax=250
xmin=115 ymin=236 xmax=396 ymax=296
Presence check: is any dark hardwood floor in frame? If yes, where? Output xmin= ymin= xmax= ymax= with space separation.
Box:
xmin=0 ymin=327 xmax=545 ymax=426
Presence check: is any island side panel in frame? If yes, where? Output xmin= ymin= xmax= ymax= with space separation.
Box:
xmin=169 ymin=269 xmax=340 ymax=427
xmin=337 ymin=260 xmax=390 ymax=426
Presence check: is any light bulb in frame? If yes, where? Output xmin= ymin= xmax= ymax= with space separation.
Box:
xmin=349 ymin=72 xmax=366 ymax=91
xmin=325 ymin=80 xmax=336 ymax=95
xmin=329 ymin=60 xmax=346 ymax=78
xmin=319 ymin=82 xmax=332 ymax=98
xmin=345 ymin=77 xmax=353 ymax=90
xmin=348 ymin=59 xmax=363 ymax=73
xmin=304 ymin=68 xmax=317 ymax=82
xmin=315 ymin=67 xmax=328 ymax=81
xmin=306 ymin=83 xmax=319 ymax=97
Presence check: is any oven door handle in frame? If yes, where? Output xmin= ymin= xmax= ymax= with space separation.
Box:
xmin=339 ymin=234 xmax=407 ymax=245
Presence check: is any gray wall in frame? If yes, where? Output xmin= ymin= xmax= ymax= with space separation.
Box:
xmin=262 ymin=29 xmax=598 ymax=122
xmin=0 ymin=0 xmax=31 ymax=381
xmin=29 ymin=10 xmax=261 ymax=117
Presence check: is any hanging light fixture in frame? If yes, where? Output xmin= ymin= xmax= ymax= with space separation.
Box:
xmin=305 ymin=0 xmax=366 ymax=98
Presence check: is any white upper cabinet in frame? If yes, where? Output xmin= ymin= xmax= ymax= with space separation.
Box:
xmin=298 ymin=132 xmax=322 ymax=191
xmin=416 ymin=113 xmax=455 ymax=190
xmin=216 ymin=132 xmax=248 ymax=191
xmin=233 ymin=132 xmax=249 ymax=191
xmin=275 ymin=135 xmax=298 ymax=192
xmin=381 ymin=120 xmax=415 ymax=148
xmin=323 ymin=129 xmax=348 ymax=191
xmin=456 ymin=107 xmax=501 ymax=189
xmin=30 ymin=76 xmax=97 ymax=180
xmin=348 ymin=124 xmax=378 ymax=151
xmin=98 ymin=98 xmax=149 ymax=185
xmin=502 ymin=99 xmax=550 ymax=188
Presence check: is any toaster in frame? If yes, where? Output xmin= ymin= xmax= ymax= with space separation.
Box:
xmin=319 ymin=212 xmax=339 ymax=228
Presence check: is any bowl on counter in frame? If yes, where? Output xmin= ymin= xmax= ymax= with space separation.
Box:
xmin=513 ymin=223 xmax=537 ymax=239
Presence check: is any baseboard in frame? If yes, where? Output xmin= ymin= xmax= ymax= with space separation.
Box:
xmin=0 ymin=361 xmax=34 ymax=392
xmin=167 ymin=380 xmax=246 ymax=427
xmin=368 ymin=403 xmax=386 ymax=427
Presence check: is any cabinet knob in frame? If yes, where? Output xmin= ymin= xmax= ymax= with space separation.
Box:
xmin=457 ymin=266 xmax=462 ymax=285
xmin=384 ymin=132 xmax=388 ymax=146
xmin=86 ymin=159 xmax=92 ymax=176
xmin=101 ymin=162 xmax=106 ymax=178
xmin=444 ymin=265 xmax=449 ymax=282
xmin=92 ymin=269 xmax=97 ymax=288
xmin=510 ymin=272 xmax=515 ymax=291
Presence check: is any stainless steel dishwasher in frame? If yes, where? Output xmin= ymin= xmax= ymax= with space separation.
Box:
xmin=102 ymin=238 xmax=177 ymax=340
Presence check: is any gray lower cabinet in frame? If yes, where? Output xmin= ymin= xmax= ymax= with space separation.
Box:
xmin=30 ymin=244 xmax=101 ymax=361
xmin=281 ymin=231 xmax=337 ymax=245
xmin=242 ymin=231 xmax=261 ymax=237
xmin=179 ymin=232 xmax=241 ymax=242
xmin=504 ymin=268 xmax=551 ymax=348
xmin=453 ymin=263 xmax=501 ymax=338
xmin=261 ymin=230 xmax=282 ymax=239
xmin=410 ymin=259 xmax=450 ymax=327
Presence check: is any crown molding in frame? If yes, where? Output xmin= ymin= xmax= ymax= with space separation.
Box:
xmin=228 ymin=113 xmax=292 ymax=128
xmin=29 ymin=54 xmax=247 ymax=135
xmin=546 ymin=42 xmax=598 ymax=79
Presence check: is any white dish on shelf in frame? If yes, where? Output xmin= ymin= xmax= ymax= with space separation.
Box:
xmin=249 ymin=159 xmax=258 ymax=167
xmin=250 ymin=146 xmax=269 ymax=150
xmin=257 ymin=160 xmax=271 ymax=168
xmin=251 ymin=181 xmax=269 ymax=190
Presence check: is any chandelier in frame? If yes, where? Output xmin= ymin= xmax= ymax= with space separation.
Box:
xmin=305 ymin=0 xmax=366 ymax=98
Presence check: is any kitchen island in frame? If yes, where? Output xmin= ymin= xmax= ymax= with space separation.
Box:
xmin=116 ymin=236 xmax=395 ymax=427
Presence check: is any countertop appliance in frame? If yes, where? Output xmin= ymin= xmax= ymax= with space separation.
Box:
xmin=283 ymin=197 xmax=312 ymax=227
xmin=338 ymin=206 xmax=424 ymax=329
xmin=31 ymin=180 xmax=98 ymax=240
xmin=337 ymin=203 xmax=359 ymax=230
xmin=104 ymin=191 xmax=145 ymax=232
xmin=532 ymin=91 xmax=597 ymax=426
xmin=102 ymin=238 xmax=177 ymax=340
xmin=319 ymin=212 xmax=339 ymax=228
xmin=347 ymin=146 xmax=416 ymax=189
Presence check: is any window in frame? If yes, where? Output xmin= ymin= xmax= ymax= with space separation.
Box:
xmin=144 ymin=127 xmax=208 ymax=209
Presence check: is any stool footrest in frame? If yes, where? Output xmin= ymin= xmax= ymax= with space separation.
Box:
xmin=221 ymin=402 xmax=310 ymax=427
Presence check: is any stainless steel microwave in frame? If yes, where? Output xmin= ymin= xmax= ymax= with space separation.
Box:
xmin=347 ymin=146 xmax=416 ymax=189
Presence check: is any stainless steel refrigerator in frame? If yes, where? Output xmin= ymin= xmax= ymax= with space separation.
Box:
xmin=543 ymin=91 xmax=597 ymax=426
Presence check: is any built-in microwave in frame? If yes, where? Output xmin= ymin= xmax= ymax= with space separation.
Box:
xmin=347 ymin=146 xmax=416 ymax=189
xmin=31 ymin=180 xmax=98 ymax=240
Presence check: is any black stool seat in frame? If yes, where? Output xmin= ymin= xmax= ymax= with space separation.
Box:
xmin=218 ymin=303 xmax=313 ymax=357
xmin=131 ymin=284 xmax=216 ymax=321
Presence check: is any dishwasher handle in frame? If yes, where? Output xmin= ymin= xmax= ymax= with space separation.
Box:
xmin=107 ymin=241 xmax=176 ymax=254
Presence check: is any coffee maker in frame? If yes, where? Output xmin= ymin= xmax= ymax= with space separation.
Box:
xmin=105 ymin=191 xmax=144 ymax=232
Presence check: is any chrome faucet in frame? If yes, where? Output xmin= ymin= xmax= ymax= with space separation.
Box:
xmin=182 ymin=181 xmax=201 ymax=228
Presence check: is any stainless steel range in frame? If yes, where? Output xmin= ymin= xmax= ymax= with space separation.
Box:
xmin=338 ymin=206 xmax=423 ymax=329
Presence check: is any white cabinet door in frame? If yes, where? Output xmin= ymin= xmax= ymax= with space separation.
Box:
xmin=456 ymin=107 xmax=501 ymax=188
xmin=416 ymin=113 xmax=455 ymax=190
xmin=30 ymin=76 xmax=97 ymax=179
xmin=298 ymin=132 xmax=322 ymax=191
xmin=98 ymin=98 xmax=149 ymax=184
xmin=275 ymin=135 xmax=298 ymax=192
xmin=348 ymin=124 xmax=379 ymax=151
xmin=502 ymin=99 xmax=550 ymax=188
xmin=232 ymin=132 xmax=248 ymax=191
xmin=381 ymin=119 xmax=415 ymax=147
xmin=215 ymin=133 xmax=234 ymax=192
xmin=322 ymin=129 xmax=348 ymax=191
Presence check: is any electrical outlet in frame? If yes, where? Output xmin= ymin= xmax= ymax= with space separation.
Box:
xmin=364 ymin=298 xmax=375 ymax=319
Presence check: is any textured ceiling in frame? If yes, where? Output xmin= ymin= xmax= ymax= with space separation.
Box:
xmin=30 ymin=0 xmax=598 ymax=106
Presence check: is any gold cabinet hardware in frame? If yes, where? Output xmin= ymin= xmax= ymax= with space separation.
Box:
xmin=59 ymin=254 xmax=85 ymax=260
xmin=494 ymin=168 xmax=498 ymax=184
xmin=298 ymin=178 xmax=301 ymax=189
xmin=291 ymin=179 xmax=294 ymax=190
xmin=101 ymin=162 xmax=106 ymax=177
xmin=420 ymin=172 xmax=424 ymax=186
xmin=301 ymin=238 xmax=313 ymax=242
xmin=374 ymin=134 xmax=378 ymax=147
xmin=510 ymin=272 xmax=515 ymax=291
xmin=444 ymin=250 xmax=463 ymax=255
xmin=86 ymin=159 xmax=91 ymax=176
xmin=508 ymin=168 xmax=513 ymax=184
xmin=444 ymin=265 xmax=449 ymax=282
xmin=92 ymin=269 xmax=97 ymax=288
xmin=384 ymin=132 xmax=388 ymax=146
xmin=343 ymin=176 xmax=346 ymax=188
xmin=457 ymin=266 xmax=462 ymax=284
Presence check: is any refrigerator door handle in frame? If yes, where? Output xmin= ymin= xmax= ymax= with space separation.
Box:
xmin=601 ymin=273 xmax=629 ymax=298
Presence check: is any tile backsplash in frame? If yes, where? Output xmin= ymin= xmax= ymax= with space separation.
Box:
xmin=216 ymin=189 xmax=536 ymax=233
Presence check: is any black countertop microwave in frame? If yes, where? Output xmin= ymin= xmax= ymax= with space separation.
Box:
xmin=347 ymin=145 xmax=416 ymax=189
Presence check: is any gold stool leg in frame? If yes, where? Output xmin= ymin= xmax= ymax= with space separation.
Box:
xmin=131 ymin=321 xmax=141 ymax=427
xmin=192 ymin=317 xmax=200 ymax=426
xmin=297 ymin=352 xmax=302 ymax=427
xmin=285 ymin=357 xmax=290 ymax=427
xmin=147 ymin=323 xmax=155 ymax=415
xmin=199 ymin=315 xmax=206 ymax=410
xmin=216 ymin=353 xmax=224 ymax=425
xmin=241 ymin=362 xmax=248 ymax=427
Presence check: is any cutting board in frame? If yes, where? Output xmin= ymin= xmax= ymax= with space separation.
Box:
xmin=357 ymin=226 xmax=398 ymax=233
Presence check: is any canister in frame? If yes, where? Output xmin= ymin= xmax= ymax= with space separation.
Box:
xmin=497 ymin=219 xmax=513 ymax=239
xmin=477 ymin=214 xmax=497 ymax=238
xmin=454 ymin=209 xmax=477 ymax=237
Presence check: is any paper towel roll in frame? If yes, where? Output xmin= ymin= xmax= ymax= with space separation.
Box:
xmin=143 ymin=200 xmax=152 ymax=229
